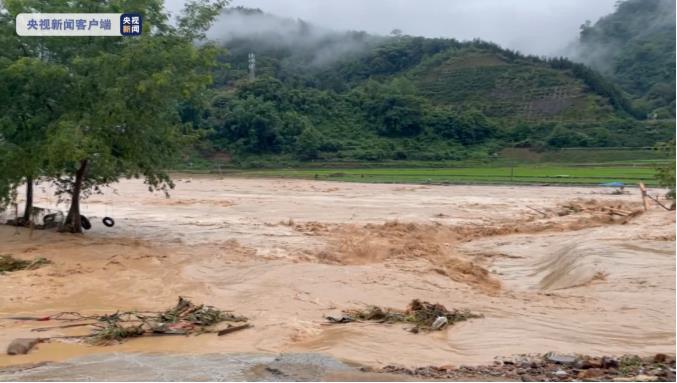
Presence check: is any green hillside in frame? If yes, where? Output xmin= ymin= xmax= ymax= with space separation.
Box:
xmin=191 ymin=7 xmax=673 ymax=165
xmin=575 ymin=0 xmax=676 ymax=118
xmin=411 ymin=49 xmax=617 ymax=123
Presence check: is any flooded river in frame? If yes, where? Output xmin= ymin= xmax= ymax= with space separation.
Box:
xmin=0 ymin=176 xmax=674 ymax=378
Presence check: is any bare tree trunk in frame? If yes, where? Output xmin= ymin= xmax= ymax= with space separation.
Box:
xmin=21 ymin=176 xmax=33 ymax=225
xmin=64 ymin=159 xmax=88 ymax=233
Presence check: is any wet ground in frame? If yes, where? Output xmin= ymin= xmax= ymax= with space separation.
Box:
xmin=0 ymin=353 xmax=409 ymax=381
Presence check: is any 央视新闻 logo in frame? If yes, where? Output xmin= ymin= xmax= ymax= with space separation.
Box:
xmin=120 ymin=13 xmax=142 ymax=36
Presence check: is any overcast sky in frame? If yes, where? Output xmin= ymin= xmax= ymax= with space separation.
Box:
xmin=165 ymin=0 xmax=617 ymax=56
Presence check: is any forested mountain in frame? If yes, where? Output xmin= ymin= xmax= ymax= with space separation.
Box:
xmin=192 ymin=6 xmax=674 ymax=164
xmin=573 ymin=0 xmax=675 ymax=118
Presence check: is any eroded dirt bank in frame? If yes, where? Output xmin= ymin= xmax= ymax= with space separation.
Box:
xmin=0 ymin=176 xmax=674 ymax=371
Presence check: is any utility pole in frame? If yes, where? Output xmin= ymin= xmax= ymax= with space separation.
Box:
xmin=248 ymin=52 xmax=256 ymax=82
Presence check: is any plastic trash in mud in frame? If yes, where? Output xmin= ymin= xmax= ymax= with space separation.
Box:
xmin=431 ymin=316 xmax=448 ymax=330
xmin=326 ymin=299 xmax=481 ymax=333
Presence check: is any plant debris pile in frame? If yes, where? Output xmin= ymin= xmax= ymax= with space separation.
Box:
xmin=87 ymin=297 xmax=248 ymax=345
xmin=90 ymin=313 xmax=147 ymax=345
xmin=330 ymin=299 xmax=481 ymax=332
xmin=159 ymin=296 xmax=246 ymax=326
xmin=557 ymin=201 xmax=642 ymax=218
xmin=0 ymin=255 xmax=50 ymax=273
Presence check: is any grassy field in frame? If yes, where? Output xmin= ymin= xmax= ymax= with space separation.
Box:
xmin=232 ymin=164 xmax=660 ymax=186
xmin=499 ymin=147 xmax=670 ymax=164
xmin=176 ymin=147 xmax=669 ymax=187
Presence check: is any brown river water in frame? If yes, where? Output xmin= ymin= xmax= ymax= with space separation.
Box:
xmin=0 ymin=176 xmax=674 ymax=378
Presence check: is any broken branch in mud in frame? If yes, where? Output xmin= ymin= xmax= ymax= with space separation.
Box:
xmin=645 ymin=193 xmax=672 ymax=211
xmin=327 ymin=299 xmax=481 ymax=333
xmin=598 ymin=207 xmax=633 ymax=216
xmin=31 ymin=322 xmax=99 ymax=332
xmin=526 ymin=205 xmax=547 ymax=217
xmin=6 ymin=297 xmax=249 ymax=353
xmin=217 ymin=323 xmax=252 ymax=336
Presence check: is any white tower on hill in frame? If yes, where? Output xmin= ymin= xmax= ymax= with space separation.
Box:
xmin=248 ymin=52 xmax=256 ymax=81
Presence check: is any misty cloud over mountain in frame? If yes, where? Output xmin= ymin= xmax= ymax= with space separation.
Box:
xmin=165 ymin=0 xmax=617 ymax=57
xmin=205 ymin=8 xmax=383 ymax=68
xmin=566 ymin=0 xmax=675 ymax=74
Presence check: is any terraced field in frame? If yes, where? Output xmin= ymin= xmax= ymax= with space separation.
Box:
xmin=413 ymin=50 xmax=615 ymax=122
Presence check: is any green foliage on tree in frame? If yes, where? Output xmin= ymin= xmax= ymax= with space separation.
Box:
xmin=546 ymin=126 xmax=592 ymax=148
xmin=0 ymin=0 xmax=227 ymax=232
xmin=655 ymin=140 xmax=676 ymax=199
xmin=426 ymin=108 xmax=495 ymax=145
xmin=211 ymin=95 xmax=284 ymax=154
xmin=360 ymin=80 xmax=425 ymax=137
xmin=296 ymin=126 xmax=323 ymax=160
xmin=0 ymin=58 xmax=70 ymax=222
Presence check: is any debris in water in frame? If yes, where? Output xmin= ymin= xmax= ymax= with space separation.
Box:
xmin=325 ymin=314 xmax=354 ymax=324
xmin=159 ymin=296 xmax=246 ymax=326
xmin=217 ymin=323 xmax=252 ymax=336
xmin=3 ymin=297 xmax=249 ymax=346
xmin=6 ymin=338 xmax=44 ymax=355
xmin=431 ymin=316 xmax=448 ymax=330
xmin=90 ymin=316 xmax=146 ymax=345
xmin=87 ymin=297 xmax=248 ymax=345
xmin=330 ymin=299 xmax=481 ymax=332
xmin=0 ymin=255 xmax=51 ymax=273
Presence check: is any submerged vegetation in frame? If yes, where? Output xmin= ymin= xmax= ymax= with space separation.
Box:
xmin=87 ymin=297 xmax=248 ymax=345
xmin=335 ymin=299 xmax=482 ymax=332
xmin=0 ymin=255 xmax=50 ymax=273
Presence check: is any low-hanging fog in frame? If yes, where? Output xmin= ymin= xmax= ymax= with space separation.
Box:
xmin=164 ymin=0 xmax=617 ymax=57
xmin=564 ymin=0 xmax=676 ymax=75
xmin=204 ymin=8 xmax=385 ymax=68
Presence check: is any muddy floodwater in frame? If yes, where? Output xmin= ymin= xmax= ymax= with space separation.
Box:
xmin=0 ymin=176 xmax=674 ymax=378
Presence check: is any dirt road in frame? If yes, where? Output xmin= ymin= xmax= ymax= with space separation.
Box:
xmin=0 ymin=176 xmax=674 ymax=370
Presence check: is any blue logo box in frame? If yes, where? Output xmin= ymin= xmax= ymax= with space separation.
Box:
xmin=120 ymin=13 xmax=142 ymax=36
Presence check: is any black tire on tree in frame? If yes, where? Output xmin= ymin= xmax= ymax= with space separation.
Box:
xmin=102 ymin=217 xmax=115 ymax=227
xmin=43 ymin=214 xmax=56 ymax=225
xmin=80 ymin=215 xmax=92 ymax=230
